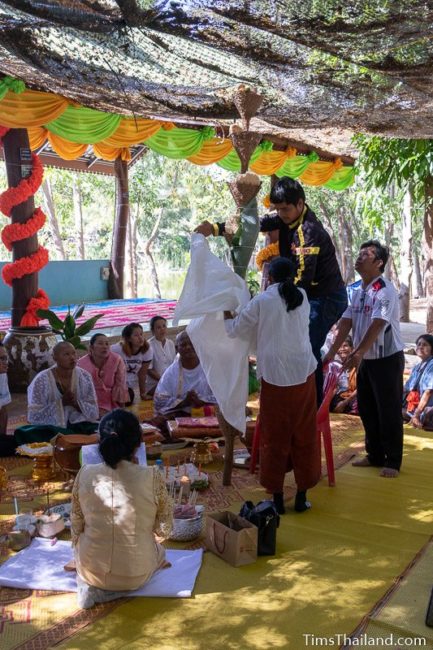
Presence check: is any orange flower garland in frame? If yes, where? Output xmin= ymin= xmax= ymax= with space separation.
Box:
xmin=0 ymin=126 xmax=50 ymax=325
xmin=255 ymin=242 xmax=280 ymax=271
xmin=1 ymin=206 xmax=45 ymax=250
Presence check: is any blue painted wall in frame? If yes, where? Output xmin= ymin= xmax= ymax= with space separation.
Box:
xmin=0 ymin=260 xmax=110 ymax=308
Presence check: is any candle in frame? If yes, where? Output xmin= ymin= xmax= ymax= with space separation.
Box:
xmin=13 ymin=497 xmax=18 ymax=515
xmin=180 ymin=475 xmax=191 ymax=499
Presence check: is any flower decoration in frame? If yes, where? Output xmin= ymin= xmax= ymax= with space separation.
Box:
xmin=255 ymin=242 xmax=280 ymax=271
xmin=0 ymin=126 xmax=50 ymax=324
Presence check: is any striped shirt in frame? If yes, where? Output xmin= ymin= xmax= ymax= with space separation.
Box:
xmin=342 ymin=275 xmax=403 ymax=360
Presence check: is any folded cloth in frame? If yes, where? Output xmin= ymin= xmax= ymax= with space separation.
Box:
xmin=0 ymin=538 xmax=203 ymax=598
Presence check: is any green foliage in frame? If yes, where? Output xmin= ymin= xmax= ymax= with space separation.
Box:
xmin=36 ymin=305 xmax=103 ymax=349
xmin=246 ymin=269 xmax=260 ymax=297
xmin=353 ymin=134 xmax=433 ymax=195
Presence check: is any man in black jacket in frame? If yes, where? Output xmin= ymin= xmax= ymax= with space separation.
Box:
xmin=195 ymin=177 xmax=347 ymax=404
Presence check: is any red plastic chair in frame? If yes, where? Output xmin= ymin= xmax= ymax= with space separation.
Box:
xmin=317 ymin=364 xmax=341 ymax=487
xmin=250 ymin=365 xmax=341 ymax=485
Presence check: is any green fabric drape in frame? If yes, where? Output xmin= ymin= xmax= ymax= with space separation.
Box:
xmin=275 ymin=152 xmax=320 ymax=179
xmin=324 ymin=166 xmax=356 ymax=190
xmin=46 ymin=105 xmax=121 ymax=144
xmin=217 ymin=146 xmax=262 ymax=172
xmin=145 ymin=126 xmax=215 ymax=159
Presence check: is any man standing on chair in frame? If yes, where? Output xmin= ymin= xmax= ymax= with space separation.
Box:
xmin=323 ymin=240 xmax=404 ymax=478
xmin=195 ymin=176 xmax=347 ymax=404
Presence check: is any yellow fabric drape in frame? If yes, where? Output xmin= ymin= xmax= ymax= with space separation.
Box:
xmin=250 ymin=147 xmax=297 ymax=175
xmin=299 ymin=158 xmax=343 ymax=186
xmin=102 ymin=118 xmax=162 ymax=147
xmin=187 ymin=138 xmax=233 ymax=165
xmin=48 ymin=132 xmax=88 ymax=159
xmin=93 ymin=142 xmax=131 ymax=161
xmin=0 ymin=90 xmax=69 ymax=127
xmin=27 ymin=126 xmax=48 ymax=150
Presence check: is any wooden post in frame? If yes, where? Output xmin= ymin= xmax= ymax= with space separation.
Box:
xmin=2 ymin=129 xmax=38 ymax=327
xmin=108 ymin=157 xmax=129 ymax=299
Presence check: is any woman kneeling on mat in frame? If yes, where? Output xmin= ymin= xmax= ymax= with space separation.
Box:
xmin=224 ymin=257 xmax=320 ymax=514
xmin=71 ymin=409 xmax=173 ymax=609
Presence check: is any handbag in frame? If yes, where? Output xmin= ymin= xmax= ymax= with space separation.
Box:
xmin=239 ymin=500 xmax=280 ymax=556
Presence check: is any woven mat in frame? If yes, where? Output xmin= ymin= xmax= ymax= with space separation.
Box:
xmin=0 ymin=414 xmax=364 ymax=650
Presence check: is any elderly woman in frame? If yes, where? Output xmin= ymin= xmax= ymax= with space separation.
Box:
xmin=111 ymin=323 xmax=153 ymax=404
xmin=71 ymin=409 xmax=173 ymax=609
xmin=77 ymin=333 xmax=129 ymax=417
xmin=224 ymin=257 xmax=320 ymax=514
xmin=403 ymin=334 xmax=433 ymax=428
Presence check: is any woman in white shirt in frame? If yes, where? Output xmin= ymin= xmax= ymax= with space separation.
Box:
xmin=224 ymin=257 xmax=320 ymax=514
xmin=111 ymin=323 xmax=153 ymax=404
xmin=146 ymin=317 xmax=176 ymax=395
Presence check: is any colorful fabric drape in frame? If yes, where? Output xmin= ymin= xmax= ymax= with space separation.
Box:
xmin=0 ymin=82 xmax=355 ymax=189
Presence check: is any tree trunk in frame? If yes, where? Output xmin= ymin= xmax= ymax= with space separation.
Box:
xmin=125 ymin=211 xmax=138 ymax=298
xmin=337 ymin=206 xmax=354 ymax=283
xmin=412 ymin=245 xmax=424 ymax=298
xmin=3 ymin=129 xmax=38 ymax=327
xmin=399 ymin=187 xmax=413 ymax=322
xmin=72 ymin=176 xmax=85 ymax=260
xmin=41 ymin=179 xmax=67 ymax=260
xmin=423 ymin=175 xmax=433 ymax=332
xmin=108 ymin=158 xmax=129 ymax=299
xmin=144 ymin=207 xmax=163 ymax=298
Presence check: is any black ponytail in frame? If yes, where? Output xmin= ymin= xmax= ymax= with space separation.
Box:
xmin=268 ymin=257 xmax=304 ymax=313
xmin=98 ymin=409 xmax=142 ymax=469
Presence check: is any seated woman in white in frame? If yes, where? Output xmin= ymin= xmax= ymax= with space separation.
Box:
xmin=71 ymin=409 xmax=173 ymax=609
xmin=111 ymin=322 xmax=153 ymax=404
xmin=146 ymin=316 xmax=176 ymax=396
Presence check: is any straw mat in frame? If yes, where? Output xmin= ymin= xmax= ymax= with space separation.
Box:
xmin=52 ymin=425 xmax=433 ymax=650
xmin=0 ymin=414 xmax=364 ymax=649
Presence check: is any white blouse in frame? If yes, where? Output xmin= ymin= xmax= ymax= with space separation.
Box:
xmin=111 ymin=342 xmax=153 ymax=389
xmin=225 ymin=283 xmax=317 ymax=387
xmin=147 ymin=337 xmax=176 ymax=392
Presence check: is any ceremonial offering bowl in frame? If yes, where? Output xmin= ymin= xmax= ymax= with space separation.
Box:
xmin=32 ymin=455 xmax=54 ymax=482
xmin=190 ymin=441 xmax=213 ymax=465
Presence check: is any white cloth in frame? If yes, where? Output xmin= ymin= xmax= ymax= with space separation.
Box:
xmin=225 ymin=284 xmax=317 ymax=386
xmin=81 ymin=442 xmax=147 ymax=467
xmin=110 ymin=343 xmax=153 ymax=390
xmin=146 ymin=337 xmax=176 ymax=392
xmin=0 ymin=373 xmax=11 ymax=407
xmin=27 ymin=366 xmax=99 ymax=427
xmin=342 ymin=275 xmax=404 ymax=360
xmin=154 ymin=358 xmax=217 ymax=415
xmin=0 ymin=538 xmax=203 ymax=598
xmin=172 ymin=233 xmax=252 ymax=433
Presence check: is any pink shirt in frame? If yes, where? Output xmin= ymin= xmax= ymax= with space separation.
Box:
xmin=77 ymin=351 xmax=129 ymax=415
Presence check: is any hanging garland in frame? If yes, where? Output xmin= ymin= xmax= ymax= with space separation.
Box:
xmin=0 ymin=127 xmax=50 ymax=326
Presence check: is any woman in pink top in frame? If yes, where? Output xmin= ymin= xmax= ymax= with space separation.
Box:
xmin=78 ymin=333 xmax=128 ymax=417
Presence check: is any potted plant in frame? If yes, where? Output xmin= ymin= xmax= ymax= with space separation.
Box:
xmin=36 ymin=304 xmax=103 ymax=350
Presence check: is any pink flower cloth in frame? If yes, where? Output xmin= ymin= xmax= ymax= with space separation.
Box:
xmin=77 ymin=352 xmax=129 ymax=415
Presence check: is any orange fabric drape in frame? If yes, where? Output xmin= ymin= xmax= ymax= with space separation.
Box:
xmin=299 ymin=158 xmax=343 ymax=186
xmin=48 ymin=132 xmax=88 ymax=159
xmin=250 ymin=147 xmax=297 ymax=175
xmin=27 ymin=126 xmax=49 ymax=150
xmin=187 ymin=138 xmax=233 ymax=165
xmin=0 ymin=90 xmax=69 ymax=127
xmin=102 ymin=118 xmax=162 ymax=147
xmin=93 ymin=142 xmax=131 ymax=161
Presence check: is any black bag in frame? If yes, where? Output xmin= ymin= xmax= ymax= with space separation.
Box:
xmin=239 ymin=500 xmax=280 ymax=556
